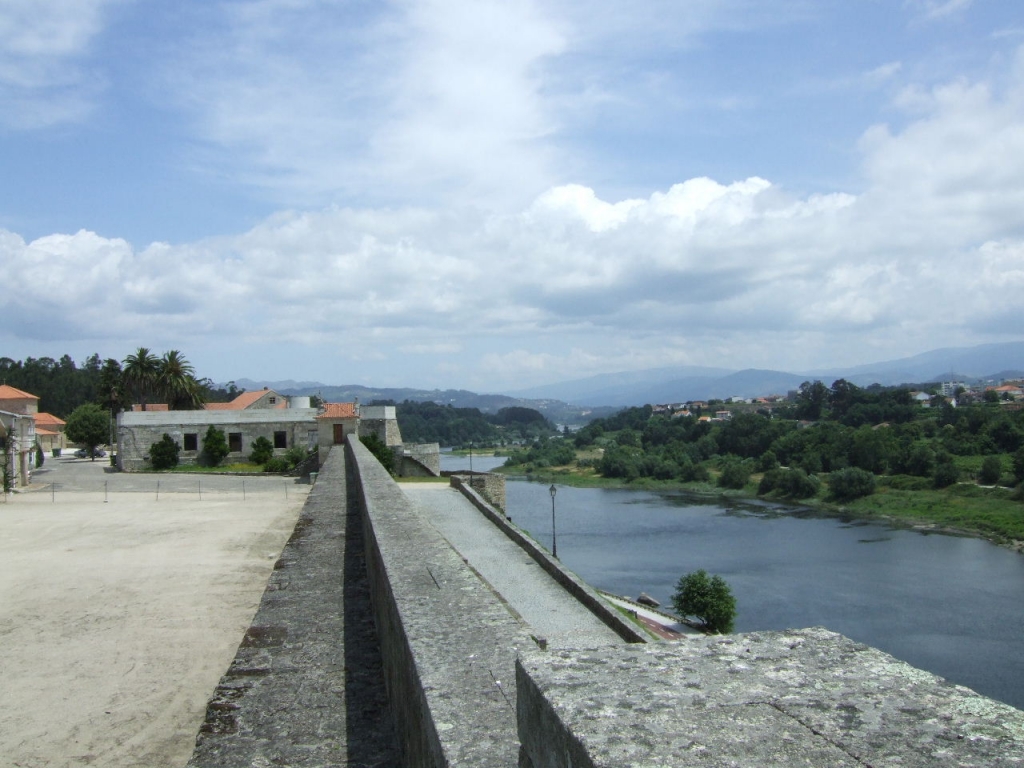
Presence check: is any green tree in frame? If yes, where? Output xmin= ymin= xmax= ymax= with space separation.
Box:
xmin=933 ymin=453 xmax=959 ymax=489
xmin=201 ymin=426 xmax=229 ymax=467
xmin=672 ymin=569 xmax=737 ymax=634
xmin=978 ymin=455 xmax=1003 ymax=485
xmin=249 ymin=435 xmax=274 ymax=465
xmin=828 ymin=467 xmax=875 ymax=501
xmin=1013 ymin=447 xmax=1024 ymax=485
xmin=717 ymin=457 xmax=750 ymax=489
xmin=122 ymin=347 xmax=160 ymax=410
xmin=758 ymin=468 xmax=819 ymax=499
xmin=97 ymin=358 xmax=130 ymax=415
xmin=795 ymin=380 xmax=829 ymax=420
xmin=65 ymin=403 xmax=110 ymax=460
xmin=360 ymin=432 xmax=395 ymax=475
xmin=158 ymin=350 xmax=205 ymax=410
xmin=150 ymin=433 xmax=180 ymax=470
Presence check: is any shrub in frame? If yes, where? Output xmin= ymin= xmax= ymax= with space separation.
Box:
xmin=35 ymin=444 xmax=44 ymax=468
xmin=828 ymin=467 xmax=876 ymax=502
xmin=284 ymin=445 xmax=309 ymax=468
xmin=1012 ymin=447 xmax=1024 ymax=485
xmin=717 ymin=458 xmax=750 ymax=490
xmin=150 ymin=433 xmax=180 ymax=470
xmin=672 ymin=569 xmax=736 ymax=634
xmin=758 ymin=468 xmax=820 ymax=499
xmin=249 ymin=436 xmax=274 ymax=465
xmin=878 ymin=475 xmax=931 ymax=491
xmin=933 ymin=455 xmax=959 ymax=489
xmin=263 ymin=457 xmax=290 ymax=473
xmin=757 ymin=450 xmax=779 ymax=473
xmin=979 ymin=455 xmax=1003 ymax=486
xmin=201 ymin=426 xmax=229 ymax=467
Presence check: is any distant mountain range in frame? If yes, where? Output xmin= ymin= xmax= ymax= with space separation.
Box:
xmin=230 ymin=341 xmax=1024 ymax=416
xmin=507 ymin=341 xmax=1024 ymax=407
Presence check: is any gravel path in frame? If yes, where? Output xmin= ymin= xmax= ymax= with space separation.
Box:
xmin=1 ymin=457 xmax=307 ymax=768
xmin=401 ymin=484 xmax=622 ymax=648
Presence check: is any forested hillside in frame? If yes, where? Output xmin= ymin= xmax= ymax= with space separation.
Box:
xmin=385 ymin=400 xmax=557 ymax=446
xmin=504 ymin=380 xmax=1024 ymax=543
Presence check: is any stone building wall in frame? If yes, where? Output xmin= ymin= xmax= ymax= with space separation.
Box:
xmin=358 ymin=405 xmax=403 ymax=446
xmin=117 ymin=408 xmax=320 ymax=470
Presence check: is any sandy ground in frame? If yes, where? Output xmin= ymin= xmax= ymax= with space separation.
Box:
xmin=0 ymin=458 xmax=306 ymax=768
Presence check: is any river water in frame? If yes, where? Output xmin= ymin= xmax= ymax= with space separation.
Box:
xmin=440 ymin=454 xmax=1024 ymax=710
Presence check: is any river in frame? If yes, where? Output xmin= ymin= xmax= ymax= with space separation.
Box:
xmin=440 ymin=453 xmax=1024 ymax=710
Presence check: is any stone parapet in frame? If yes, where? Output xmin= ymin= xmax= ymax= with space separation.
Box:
xmin=348 ymin=437 xmax=531 ymax=767
xmin=517 ymin=627 xmax=1024 ymax=768
xmin=399 ymin=442 xmax=441 ymax=476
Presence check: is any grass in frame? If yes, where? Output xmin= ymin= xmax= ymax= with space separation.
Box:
xmin=161 ymin=462 xmax=267 ymax=474
xmin=839 ymin=484 xmax=1024 ymax=544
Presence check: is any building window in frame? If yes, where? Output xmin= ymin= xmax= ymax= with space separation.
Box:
xmin=274 ymin=431 xmax=287 ymax=449
xmin=229 ymin=432 xmax=242 ymax=452
xmin=183 ymin=433 xmax=198 ymax=451
xmin=307 ymin=430 xmax=318 ymax=449
xmin=269 ymin=397 xmax=276 ymax=405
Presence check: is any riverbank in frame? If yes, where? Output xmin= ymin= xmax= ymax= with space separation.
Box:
xmin=498 ymin=463 xmax=1024 ymax=553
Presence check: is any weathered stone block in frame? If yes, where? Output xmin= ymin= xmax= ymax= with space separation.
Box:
xmin=517 ymin=628 xmax=1024 ymax=767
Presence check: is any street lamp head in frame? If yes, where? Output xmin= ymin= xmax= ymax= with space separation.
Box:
xmin=549 ymin=484 xmax=557 ymax=499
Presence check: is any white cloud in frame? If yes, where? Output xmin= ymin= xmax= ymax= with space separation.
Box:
xmin=4 ymin=42 xmax=1024 ymax=389
xmin=0 ymin=0 xmax=123 ymax=128
xmin=167 ymin=0 xmax=566 ymax=209
xmin=907 ymin=0 xmax=973 ymax=21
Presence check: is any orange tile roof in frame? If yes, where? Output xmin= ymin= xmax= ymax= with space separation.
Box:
xmin=0 ymin=384 xmax=38 ymax=400
xmin=316 ymin=402 xmax=358 ymax=419
xmin=204 ymin=390 xmax=280 ymax=410
xmin=35 ymin=427 xmax=59 ymax=436
xmin=132 ymin=403 xmax=170 ymax=411
xmin=34 ymin=412 xmax=65 ymax=426
xmin=231 ymin=390 xmax=271 ymax=409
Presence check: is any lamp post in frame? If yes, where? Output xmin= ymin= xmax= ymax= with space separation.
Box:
xmin=549 ymin=483 xmax=558 ymax=558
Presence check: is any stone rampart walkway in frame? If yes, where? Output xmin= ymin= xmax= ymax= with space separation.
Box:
xmin=187 ymin=450 xmax=401 ymax=767
xmin=402 ymin=483 xmax=623 ymax=648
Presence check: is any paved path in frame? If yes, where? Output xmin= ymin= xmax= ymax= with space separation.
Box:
xmin=598 ymin=592 xmax=700 ymax=639
xmin=401 ymin=484 xmax=623 ymax=648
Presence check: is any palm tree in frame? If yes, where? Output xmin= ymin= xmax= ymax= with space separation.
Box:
xmin=158 ymin=350 xmax=205 ymax=410
xmin=122 ymin=347 xmax=160 ymax=411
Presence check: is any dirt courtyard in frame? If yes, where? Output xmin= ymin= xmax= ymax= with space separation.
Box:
xmin=0 ymin=458 xmax=306 ymax=768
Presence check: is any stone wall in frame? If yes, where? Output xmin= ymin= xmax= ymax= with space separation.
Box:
xmin=517 ymin=628 xmax=1024 ymax=767
xmin=117 ymin=409 xmax=319 ymax=470
xmin=396 ymin=442 xmax=441 ymax=477
xmin=358 ymin=405 xmax=403 ymax=446
xmin=452 ymin=468 xmax=507 ymax=512
xmin=347 ymin=437 xmax=530 ymax=767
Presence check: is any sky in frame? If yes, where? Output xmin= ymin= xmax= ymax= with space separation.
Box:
xmin=2 ymin=0 xmax=1023 ymax=393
